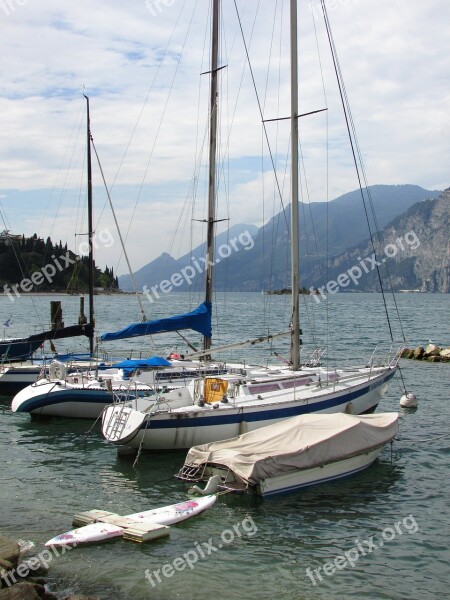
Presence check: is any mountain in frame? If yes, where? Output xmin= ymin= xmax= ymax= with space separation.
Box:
xmin=119 ymin=223 xmax=259 ymax=293
xmin=119 ymin=184 xmax=443 ymax=293
xmin=315 ymin=189 xmax=450 ymax=293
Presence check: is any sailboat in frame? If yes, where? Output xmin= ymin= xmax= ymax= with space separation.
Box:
xmin=9 ymin=97 xmax=159 ymax=417
xmin=10 ymin=100 xmax=228 ymax=417
xmin=0 ymin=209 xmax=98 ymax=396
xmin=101 ymin=0 xmax=401 ymax=452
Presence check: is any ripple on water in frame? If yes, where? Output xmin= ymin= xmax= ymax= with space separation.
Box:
xmin=0 ymin=293 xmax=449 ymax=600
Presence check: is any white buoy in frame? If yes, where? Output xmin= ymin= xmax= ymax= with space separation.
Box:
xmin=400 ymin=392 xmax=418 ymax=408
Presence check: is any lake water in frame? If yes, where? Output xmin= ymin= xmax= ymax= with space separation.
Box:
xmin=0 ymin=292 xmax=449 ymax=599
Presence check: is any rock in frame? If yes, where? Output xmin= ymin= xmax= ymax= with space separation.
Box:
xmin=400 ymin=348 xmax=415 ymax=359
xmin=63 ymin=596 xmax=100 ymax=600
xmin=413 ymin=346 xmax=425 ymax=360
xmin=425 ymin=343 xmax=441 ymax=354
xmin=424 ymin=343 xmax=442 ymax=357
xmin=0 ymin=537 xmax=20 ymax=571
xmin=401 ymin=345 xmax=449 ymax=362
xmin=426 ymin=355 xmax=441 ymax=362
xmin=0 ymin=558 xmax=13 ymax=575
xmin=19 ymin=559 xmax=48 ymax=578
xmin=0 ymin=581 xmax=57 ymax=600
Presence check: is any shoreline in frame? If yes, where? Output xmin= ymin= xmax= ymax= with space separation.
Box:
xmin=0 ymin=533 xmax=97 ymax=600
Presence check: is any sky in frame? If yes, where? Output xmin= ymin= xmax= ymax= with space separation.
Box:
xmin=0 ymin=0 xmax=448 ymax=275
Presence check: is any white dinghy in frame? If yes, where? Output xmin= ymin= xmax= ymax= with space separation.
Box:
xmin=177 ymin=413 xmax=398 ymax=497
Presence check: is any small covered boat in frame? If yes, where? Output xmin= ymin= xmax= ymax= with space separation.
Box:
xmin=177 ymin=412 xmax=398 ymax=497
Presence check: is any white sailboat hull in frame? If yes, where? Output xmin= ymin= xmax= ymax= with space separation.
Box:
xmin=102 ymin=366 xmax=396 ymax=451
xmin=0 ymin=366 xmax=41 ymax=395
xmin=9 ymin=359 xmax=227 ymax=418
xmin=11 ymin=378 xmax=155 ymax=419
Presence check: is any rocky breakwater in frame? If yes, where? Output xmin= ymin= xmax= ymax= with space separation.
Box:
xmin=0 ymin=534 xmax=97 ymax=600
xmin=401 ymin=343 xmax=450 ymax=363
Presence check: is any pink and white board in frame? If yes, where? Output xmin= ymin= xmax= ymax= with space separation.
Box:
xmin=45 ymin=495 xmax=216 ymax=547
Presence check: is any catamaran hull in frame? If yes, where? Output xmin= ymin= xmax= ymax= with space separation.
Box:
xmin=103 ymin=368 xmax=396 ymax=451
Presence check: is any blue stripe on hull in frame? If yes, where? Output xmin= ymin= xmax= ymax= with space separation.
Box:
xmin=143 ymin=370 xmax=395 ymax=430
xmin=261 ymin=459 xmax=378 ymax=497
xmin=16 ymin=390 xmax=113 ymax=413
xmin=16 ymin=389 xmax=151 ymax=413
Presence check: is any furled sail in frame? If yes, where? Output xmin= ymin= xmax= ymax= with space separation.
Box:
xmin=0 ymin=323 xmax=94 ymax=361
xmin=101 ymin=302 xmax=212 ymax=342
xmin=27 ymin=323 xmax=94 ymax=343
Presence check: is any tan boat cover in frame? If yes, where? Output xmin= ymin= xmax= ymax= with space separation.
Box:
xmin=184 ymin=412 xmax=398 ymax=484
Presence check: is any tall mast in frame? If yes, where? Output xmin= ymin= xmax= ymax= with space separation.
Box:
xmin=290 ymin=0 xmax=301 ymax=370
xmin=203 ymin=0 xmax=220 ymax=352
xmin=84 ymin=94 xmax=95 ymax=355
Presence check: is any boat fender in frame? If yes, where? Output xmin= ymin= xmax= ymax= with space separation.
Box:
xmin=400 ymin=392 xmax=417 ymax=408
xmin=48 ymin=361 xmax=67 ymax=381
xmin=345 ymin=402 xmax=354 ymax=414
xmin=188 ymin=475 xmax=221 ymax=496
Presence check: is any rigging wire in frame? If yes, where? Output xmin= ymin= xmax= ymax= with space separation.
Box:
xmin=233 ymin=0 xmax=293 ymax=346
xmin=36 ymin=100 xmax=86 ymax=252
xmin=93 ymin=0 xmax=199 ymax=282
xmin=0 ymin=207 xmax=51 ymax=331
xmin=260 ymin=0 xmax=282 ymax=329
xmin=0 ymin=101 xmax=87 ymax=328
xmin=321 ymin=1 xmax=392 ymax=338
xmin=320 ymin=0 xmax=408 ymax=391
xmin=318 ymin=7 xmax=407 ymax=344
xmin=233 ymin=0 xmax=290 ymax=238
xmin=309 ymin=0 xmax=333 ymax=361
xmin=126 ymin=0 xmax=200 ymax=238
xmin=90 ymin=139 xmax=150 ymax=325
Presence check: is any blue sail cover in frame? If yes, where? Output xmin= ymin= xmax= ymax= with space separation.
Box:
xmin=101 ymin=302 xmax=212 ymax=342
xmin=112 ymin=357 xmax=171 ymax=369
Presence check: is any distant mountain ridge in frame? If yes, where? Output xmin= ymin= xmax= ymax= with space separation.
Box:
xmin=119 ymin=223 xmax=259 ymax=293
xmin=119 ymin=184 xmax=444 ymax=293
xmin=318 ymin=189 xmax=449 ymax=293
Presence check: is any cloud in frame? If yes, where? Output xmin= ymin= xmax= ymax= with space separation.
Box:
xmin=0 ymin=0 xmax=448 ymax=273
